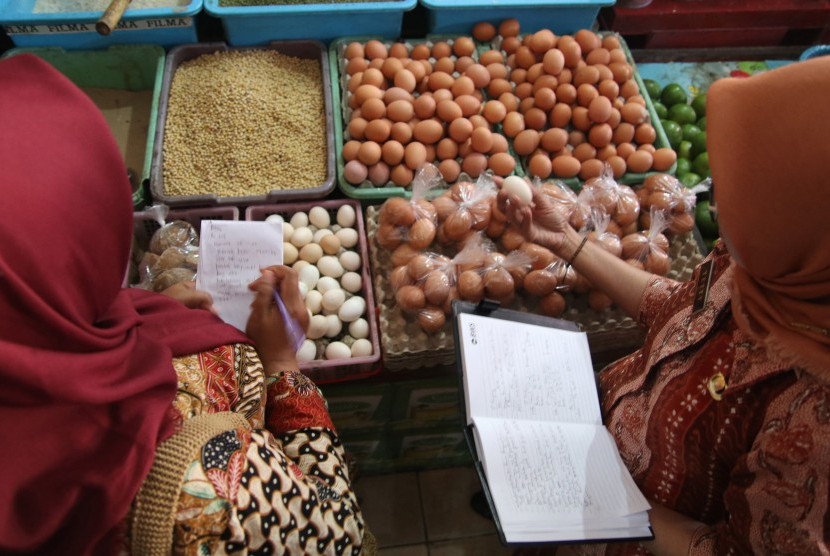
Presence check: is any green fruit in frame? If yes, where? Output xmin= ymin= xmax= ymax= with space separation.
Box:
xmin=693 ymin=152 xmax=710 ymax=177
xmin=677 ymin=140 xmax=693 ymax=160
xmin=695 ymin=200 xmax=719 ymax=238
xmin=691 ymin=93 xmax=707 ymax=118
xmin=681 ymin=124 xmax=703 ymax=142
xmin=668 ymin=103 xmax=698 ymax=126
xmin=690 ymin=131 xmax=707 ymax=158
xmin=661 ymin=83 xmax=688 ymax=107
xmin=653 ymin=101 xmax=668 ymax=120
xmin=643 ymin=79 xmax=663 ymax=101
xmin=678 ymin=172 xmax=702 ymax=188
xmin=661 ymin=119 xmax=683 ymax=149
xmin=696 ymin=116 xmax=707 ymax=131
xmin=675 ymin=157 xmax=692 ymax=175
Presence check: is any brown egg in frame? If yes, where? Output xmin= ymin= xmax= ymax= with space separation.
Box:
xmin=482 ymin=100 xmax=507 ymax=124
xmin=639 ymin=143 xmax=656 ymax=154
xmin=574 ymin=29 xmax=601 ymax=53
xmin=431 ymin=40 xmax=452 ymax=59
xmin=620 ymin=79 xmax=640 ymax=99
xmin=342 ymin=139 xmax=362 ymax=162
xmin=498 ymin=18 xmax=521 ymax=37
xmin=501 ymin=36 xmax=522 ymax=55
xmin=364 ymin=40 xmax=388 ymax=60
xmin=523 ymin=269 xmax=558 ymax=296
xmin=361 ymin=97 xmax=386 ymax=121
xmin=625 ymin=150 xmax=653 ymax=173
xmin=489 ymin=152 xmax=516 ymax=176
xmin=511 ymin=129 xmax=539 ymax=156
xmin=490 ymin=133 xmax=509 ymax=154
xmin=652 ymin=148 xmax=677 ymax=172
xmin=634 ymin=123 xmax=657 ymax=145
xmin=455 ymin=95 xmax=481 ymax=118
xmin=514 ymin=46 xmax=537 ymax=70
xmin=585 ymin=47 xmax=611 ymax=66
xmin=524 ymin=107 xmax=548 ymax=131
xmin=620 ymin=102 xmax=649 ymax=125
xmin=432 ymin=89 xmax=453 ymax=105
xmin=343 ymin=160 xmax=368 ymax=185
xmin=386 ymin=99 xmax=414 ymax=123
xmin=449 ymin=75 xmax=474 ymax=98
xmin=413 ymin=120 xmax=444 ymax=145
xmin=588 ymin=123 xmax=613 ymax=148
xmin=465 ymin=64 xmax=491 ymax=89
xmin=411 ymin=43 xmax=431 ymax=60
xmin=378 ymin=141 xmax=402 ymax=167
xmin=533 ymin=88 xmax=557 ymax=112
xmin=587 ymin=95 xmax=612 ymax=123
xmin=364 ymin=119 xmax=391 ymax=142
xmin=515 ymin=81 xmax=534 ymax=100
xmin=470 ymin=126 xmax=494 ymax=153
xmin=438 ymin=159 xmax=461 ymax=182
xmin=357 ymin=141 xmax=382 ymax=166
xmin=488 ymin=78 xmax=513 ymax=98
xmin=596 ymin=144 xmax=616 ymax=161
xmin=360 ymin=67 xmax=384 ymax=88
xmin=551 ymin=155 xmax=581 ymax=178
xmin=607 ymin=155 xmax=627 ymax=178
xmin=526 ymin=153 xmax=552 ymax=178
xmin=480 ymin=49 xmax=504 ymax=66
xmin=571 ymin=106 xmax=591 ymax=132
xmin=553 ymin=84 xmax=576 ymax=107
xmin=447 ymin=117 xmax=473 ymax=143
xmin=568 ymin=130 xmax=586 ymax=146
xmin=390 ymin=121 xmax=413 ymax=144
xmin=457 ymin=269 xmax=485 ymax=302
xmin=501 ymin=111 xmax=524 ymax=138
xmin=473 ymin=21 xmax=497 ymax=41
xmin=435 ymin=137 xmax=458 ymax=161
xmin=404 ymin=141 xmax=428 ymax=170
xmin=428 ymin=71 xmax=454 ymax=92
xmin=540 ymin=48 xmax=565 ymax=76
xmin=645 ymin=249 xmax=671 ymax=275
xmin=384 ymin=87 xmax=413 ymax=105
xmin=395 ymin=284 xmax=426 ymax=313
xmin=353 ymin=84 xmax=384 ymax=108
xmin=484 ymin=267 xmax=515 ymax=301
xmin=380 ymin=57 xmax=403 ymax=81
xmin=413 ymin=95 xmax=436 ymax=120
xmin=344 ymin=41 xmax=364 ymax=60
xmin=547 ymin=103 xmax=571 ymax=129
xmin=579 ymin=158 xmax=604 ymax=180
xmin=574 ymin=65 xmax=600 ymax=87
xmin=368 ymin=161 xmax=391 ymax=186
xmin=526 ymin=62 xmax=545 ymax=84
xmin=572 ymin=141 xmax=596 ymax=162
xmin=559 ymin=40 xmax=582 ymax=68
xmin=541 ymin=128 xmax=569 ymax=152
xmin=393 ymin=69 xmax=417 ymax=93
xmin=388 ymin=41 xmax=408 ymax=58
xmin=576 ymin=83 xmax=599 ymax=108
xmin=609 ymin=62 xmax=632 ymax=83
xmin=433 ymin=56 xmax=454 ymax=75
xmin=408 ymin=219 xmax=437 ymax=251
xmin=462 ymin=152 xmax=489 ymax=178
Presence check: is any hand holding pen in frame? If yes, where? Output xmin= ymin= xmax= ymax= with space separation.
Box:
xmin=246 ymin=266 xmax=308 ymax=374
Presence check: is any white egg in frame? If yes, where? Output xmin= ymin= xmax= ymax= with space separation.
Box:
xmin=298 ymin=265 xmax=320 ymax=289
xmin=501 ymin=175 xmax=533 ymax=207
xmin=316 ymin=276 xmax=340 ymax=294
xmin=324 ymin=314 xmax=343 ymax=337
xmin=340 ymin=271 xmax=362 ymax=293
xmin=351 ymin=338 xmax=373 ymax=357
xmin=297 ymin=281 xmax=308 ymax=299
xmin=296 ymin=339 xmax=318 ymax=362
xmin=325 ymin=341 xmax=352 ymax=360
xmin=317 ymin=255 xmax=344 ymax=278
xmin=283 ymin=242 xmax=299 ymax=265
xmin=337 ymin=204 xmax=357 ymax=228
xmin=338 ymin=295 xmax=366 ymax=322
xmin=265 ymin=213 xmax=283 ymax=225
xmin=299 ymin=242 xmax=323 ymax=264
xmin=335 ymin=228 xmax=359 ymax=249
xmin=305 ymin=289 xmax=323 ymax=314
xmin=313 ymin=228 xmax=333 ymax=244
xmin=289 ymin=211 xmax=309 ymax=228
xmin=348 ymin=318 xmax=369 ymax=339
xmin=339 ymin=251 xmax=362 ymax=272
xmin=290 ymin=226 xmax=313 ymax=248
xmin=307 ymin=314 xmax=328 ymax=339
xmin=321 ymin=288 xmax=346 ymax=312
xmin=309 ymin=206 xmax=331 ymax=228
xmin=281 ymin=221 xmax=294 ymax=242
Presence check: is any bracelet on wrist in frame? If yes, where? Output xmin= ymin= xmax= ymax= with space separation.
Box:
xmin=567 ymin=235 xmax=589 ymax=268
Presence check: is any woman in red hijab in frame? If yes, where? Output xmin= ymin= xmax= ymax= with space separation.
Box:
xmin=0 ymin=54 xmax=365 ymax=554
xmin=502 ymin=56 xmax=830 ymax=554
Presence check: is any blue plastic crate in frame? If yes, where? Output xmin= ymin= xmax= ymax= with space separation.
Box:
xmin=0 ymin=0 xmax=201 ymax=50
xmin=420 ymin=0 xmax=614 ymax=36
xmin=203 ymin=0 xmax=416 ymax=45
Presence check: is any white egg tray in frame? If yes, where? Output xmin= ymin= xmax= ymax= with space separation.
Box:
xmin=247 ymin=199 xmax=381 ymax=384
xmin=366 ymin=205 xmax=704 ymax=371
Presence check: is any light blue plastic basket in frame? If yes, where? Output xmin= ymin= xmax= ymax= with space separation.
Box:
xmin=0 ymin=0 xmax=201 ymax=49
xmin=204 ymin=0 xmax=417 ymax=45
xmin=800 ymin=44 xmax=830 ymax=61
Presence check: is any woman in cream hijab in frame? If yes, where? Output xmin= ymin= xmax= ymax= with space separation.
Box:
xmin=503 ymin=56 xmax=830 ymax=554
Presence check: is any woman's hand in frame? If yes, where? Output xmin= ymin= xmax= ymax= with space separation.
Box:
xmin=498 ymin=187 xmax=572 ymax=255
xmin=159 ymin=280 xmax=216 ymax=314
xmin=246 ymin=266 xmax=308 ymax=374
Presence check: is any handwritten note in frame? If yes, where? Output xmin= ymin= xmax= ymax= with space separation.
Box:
xmin=196 ymin=219 xmax=283 ymax=331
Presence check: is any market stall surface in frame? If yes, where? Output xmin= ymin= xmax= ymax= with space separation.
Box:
xmin=355 ymin=465 xmax=512 ymax=554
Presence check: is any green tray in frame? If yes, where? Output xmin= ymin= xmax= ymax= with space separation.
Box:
xmin=329 ymin=34 xmax=524 ymax=201
xmin=2 ymin=44 xmax=165 ymax=209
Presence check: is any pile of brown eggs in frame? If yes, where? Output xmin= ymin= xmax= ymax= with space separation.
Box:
xmin=340 ymin=21 xmax=679 ymax=190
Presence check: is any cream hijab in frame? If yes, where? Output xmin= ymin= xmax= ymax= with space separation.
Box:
xmin=707 ymin=55 xmax=830 ymax=379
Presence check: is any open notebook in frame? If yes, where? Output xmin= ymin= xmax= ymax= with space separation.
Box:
xmin=452 ymin=300 xmax=652 ymax=546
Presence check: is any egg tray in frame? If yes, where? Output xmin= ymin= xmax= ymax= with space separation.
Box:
xmin=246 ymin=199 xmax=382 ymax=385
xmin=329 ymin=35 xmax=525 ymax=202
xmin=479 ymin=31 xmax=676 ymax=191
xmin=366 ymin=205 xmax=704 ymax=371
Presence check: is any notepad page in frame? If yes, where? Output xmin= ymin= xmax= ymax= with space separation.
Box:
xmin=458 ymin=312 xmax=601 ymax=425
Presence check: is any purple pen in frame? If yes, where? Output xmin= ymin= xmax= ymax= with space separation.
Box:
xmin=273 ymin=290 xmax=307 ymax=353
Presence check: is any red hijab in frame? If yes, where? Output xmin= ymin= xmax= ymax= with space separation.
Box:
xmin=0 ymin=54 xmax=247 ymax=554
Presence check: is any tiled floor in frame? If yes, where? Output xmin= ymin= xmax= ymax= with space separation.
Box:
xmin=355 ymin=465 xmax=514 ymax=555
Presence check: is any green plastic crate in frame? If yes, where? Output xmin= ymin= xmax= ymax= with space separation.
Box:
xmin=1 ymin=44 xmax=165 ymax=208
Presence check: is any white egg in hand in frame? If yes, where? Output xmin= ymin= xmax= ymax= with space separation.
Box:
xmin=501 ymin=175 xmax=533 ymax=207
